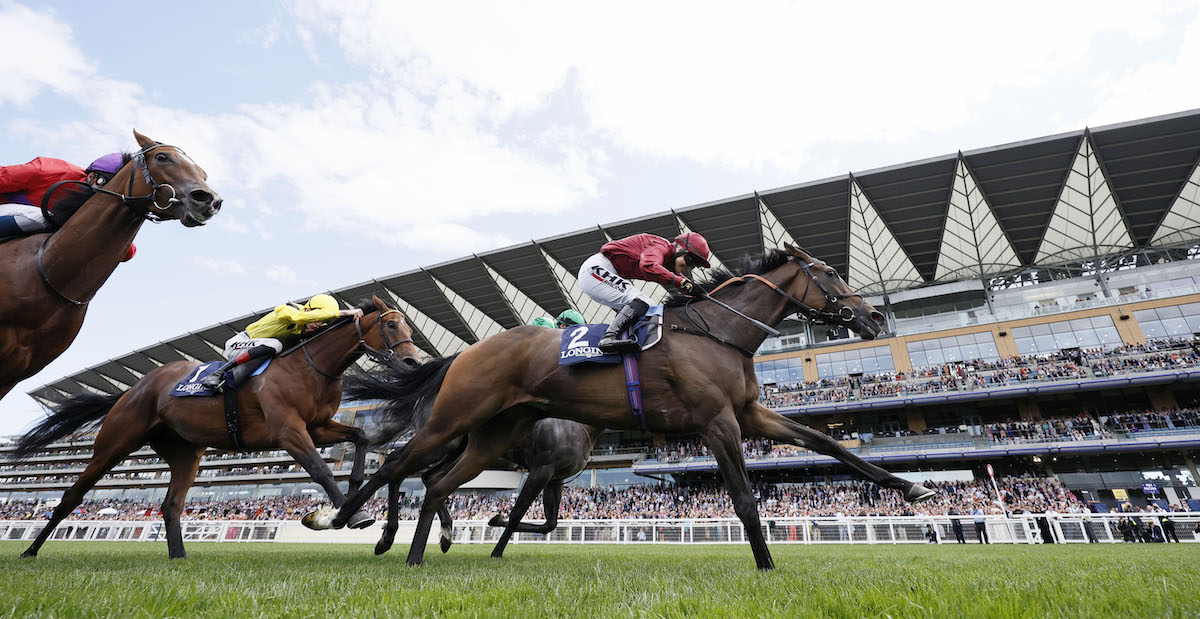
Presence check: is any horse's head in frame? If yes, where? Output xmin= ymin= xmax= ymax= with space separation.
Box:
xmin=125 ymin=130 xmax=222 ymax=227
xmin=783 ymin=243 xmax=885 ymax=340
xmin=362 ymin=295 xmax=423 ymax=369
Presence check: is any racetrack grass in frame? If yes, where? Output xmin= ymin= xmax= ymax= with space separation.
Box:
xmin=0 ymin=541 xmax=1196 ymax=618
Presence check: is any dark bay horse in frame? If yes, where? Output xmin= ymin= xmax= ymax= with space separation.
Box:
xmin=339 ymin=366 xmax=601 ymax=558
xmin=0 ymin=131 xmax=222 ymax=403
xmin=12 ymin=296 xmax=421 ymax=559
xmin=311 ymin=245 xmax=934 ymax=569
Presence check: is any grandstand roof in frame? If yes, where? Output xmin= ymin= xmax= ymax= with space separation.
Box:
xmin=29 ymin=109 xmax=1200 ymax=405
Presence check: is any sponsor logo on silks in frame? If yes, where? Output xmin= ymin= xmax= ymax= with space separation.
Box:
xmin=560 ymin=346 xmax=604 ymax=360
xmin=174 ymin=382 xmax=209 ymax=395
xmin=590 ymin=266 xmax=629 ymax=291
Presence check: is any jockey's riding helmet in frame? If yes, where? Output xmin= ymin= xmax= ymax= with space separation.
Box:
xmin=556 ymin=309 xmax=585 ymax=328
xmin=674 ymin=232 xmax=712 ymax=268
xmin=304 ymin=294 xmax=339 ymax=313
xmin=85 ymin=153 xmax=124 ymax=183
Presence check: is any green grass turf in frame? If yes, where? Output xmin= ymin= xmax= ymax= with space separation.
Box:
xmin=0 ymin=541 xmax=1196 ymax=618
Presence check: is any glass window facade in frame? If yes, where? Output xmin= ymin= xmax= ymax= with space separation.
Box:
xmin=815 ymin=345 xmax=894 ymax=378
xmin=754 ymin=356 xmax=805 ymax=385
xmin=1134 ymin=302 xmax=1200 ymax=341
xmin=907 ymin=332 xmax=999 ymax=368
xmin=1011 ymin=316 xmax=1121 ymax=354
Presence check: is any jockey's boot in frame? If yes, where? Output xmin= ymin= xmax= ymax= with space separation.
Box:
xmin=598 ymin=299 xmax=650 ymax=354
xmin=198 ymin=359 xmax=237 ymax=390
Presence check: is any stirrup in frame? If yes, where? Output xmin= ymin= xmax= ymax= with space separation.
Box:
xmin=598 ymin=336 xmax=638 ymax=353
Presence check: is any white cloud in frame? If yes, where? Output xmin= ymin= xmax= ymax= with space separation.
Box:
xmin=291 ymin=0 xmax=1188 ymax=171
xmin=0 ymin=2 xmax=92 ymax=106
xmin=189 ymin=256 xmax=247 ymax=276
xmin=264 ymin=265 xmax=307 ymax=286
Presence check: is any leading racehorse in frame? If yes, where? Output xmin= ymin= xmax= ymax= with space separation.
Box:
xmin=0 ymin=131 xmax=221 ymax=404
xmin=310 ymin=245 xmax=935 ymax=570
xmin=12 ymin=296 xmax=421 ymax=560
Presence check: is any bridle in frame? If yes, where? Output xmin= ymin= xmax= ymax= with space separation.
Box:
xmin=672 ymin=255 xmax=867 ymax=357
xmin=303 ymin=309 xmax=414 ymax=380
xmin=36 ymin=144 xmax=195 ymax=306
xmin=706 ymin=256 xmax=864 ymax=327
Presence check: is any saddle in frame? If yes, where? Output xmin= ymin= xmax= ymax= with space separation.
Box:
xmin=557 ymin=305 xmax=664 ymax=366
xmin=170 ymin=358 xmax=271 ymax=450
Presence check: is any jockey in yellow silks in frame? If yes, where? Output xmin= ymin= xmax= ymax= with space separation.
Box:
xmin=199 ymin=294 xmax=363 ymax=389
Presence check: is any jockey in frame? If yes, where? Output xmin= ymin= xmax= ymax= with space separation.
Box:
xmin=529 ymin=309 xmax=586 ymax=329
xmin=198 ymin=294 xmax=364 ymax=389
xmin=578 ymin=232 xmax=711 ymax=353
xmin=0 ymin=153 xmax=135 ymax=260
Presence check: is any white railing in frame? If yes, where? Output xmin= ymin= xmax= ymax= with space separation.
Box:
xmin=3 ymin=513 xmax=1197 ymax=546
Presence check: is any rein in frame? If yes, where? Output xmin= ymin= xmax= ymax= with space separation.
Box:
xmin=35 ymin=144 xmax=189 ymax=306
xmin=672 ymin=256 xmax=864 ymax=356
xmin=301 ymin=310 xmax=412 ymax=381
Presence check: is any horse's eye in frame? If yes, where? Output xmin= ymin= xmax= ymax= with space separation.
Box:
xmin=387 ymin=321 xmax=396 ymax=328
xmin=155 ymin=153 xmax=170 ymax=162
xmin=827 ymin=270 xmax=836 ymax=278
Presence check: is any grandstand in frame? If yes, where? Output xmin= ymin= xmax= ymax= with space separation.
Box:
xmin=5 ymin=109 xmax=1200 ymax=520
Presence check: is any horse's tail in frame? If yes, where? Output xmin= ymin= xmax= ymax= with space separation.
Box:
xmin=342 ymin=353 xmax=459 ymax=447
xmin=10 ymin=391 xmax=126 ymax=460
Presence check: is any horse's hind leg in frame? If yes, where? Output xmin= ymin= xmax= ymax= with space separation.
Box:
xmin=149 ymin=439 xmax=205 ymax=559
xmin=375 ymin=480 xmax=404 ymax=556
xmin=489 ymin=465 xmax=554 ymax=558
xmin=702 ymin=409 xmax=774 ymax=570
xmin=21 ymin=418 xmax=150 ymax=558
xmin=419 ymin=468 xmax=456 ymax=554
xmin=740 ymin=402 xmax=933 ymax=501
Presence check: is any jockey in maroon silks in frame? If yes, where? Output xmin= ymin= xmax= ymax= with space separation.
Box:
xmin=0 ymin=153 xmax=136 ymax=261
xmin=578 ymin=231 xmax=712 ymax=353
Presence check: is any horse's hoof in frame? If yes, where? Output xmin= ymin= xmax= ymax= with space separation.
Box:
xmin=374 ymin=538 xmax=393 ymax=556
xmin=169 ymin=554 xmax=187 ymax=560
xmin=405 ymin=558 xmax=424 ymax=567
xmin=487 ymin=514 xmax=505 ymax=528
xmin=347 ymin=510 xmax=375 ymax=530
xmin=905 ymin=483 xmax=936 ymax=503
xmin=19 ymin=550 xmax=36 ymax=559
xmin=301 ymin=506 xmax=337 ymax=530
xmin=440 ymin=537 xmax=452 ymax=554
xmin=490 ymin=550 xmax=504 ymax=559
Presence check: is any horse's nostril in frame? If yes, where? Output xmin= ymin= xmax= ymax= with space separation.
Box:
xmin=870 ymin=311 xmax=884 ymax=325
xmin=404 ymin=357 xmax=420 ymax=368
xmin=189 ymin=190 xmax=213 ymax=204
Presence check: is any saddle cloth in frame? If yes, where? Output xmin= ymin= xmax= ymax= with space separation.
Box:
xmin=558 ymin=305 xmax=663 ymax=366
xmin=170 ymin=358 xmax=272 ymax=397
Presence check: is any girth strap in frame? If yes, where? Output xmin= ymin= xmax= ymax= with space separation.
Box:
xmin=622 ymin=349 xmax=646 ymax=430
xmin=222 ymin=373 xmax=243 ymax=450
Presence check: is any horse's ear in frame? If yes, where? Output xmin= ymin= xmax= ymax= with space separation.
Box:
xmin=132 ymin=130 xmax=158 ymax=150
xmin=372 ymin=294 xmax=387 ymax=312
xmin=785 ymin=243 xmax=813 ymax=262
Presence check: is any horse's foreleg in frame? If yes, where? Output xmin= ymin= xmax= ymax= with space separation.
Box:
xmin=310 ymin=421 xmax=370 ymax=495
xmin=22 ymin=423 xmax=148 ymax=558
xmin=490 ymin=466 xmax=554 ymax=558
xmin=703 ymin=410 xmax=774 ymax=571
xmin=420 ymin=466 xmax=457 ymax=554
xmin=740 ymin=402 xmax=933 ymax=502
xmin=150 ymin=440 xmax=205 ymax=559
xmin=281 ymin=422 xmax=374 ymax=530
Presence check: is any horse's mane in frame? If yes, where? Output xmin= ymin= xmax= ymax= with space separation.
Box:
xmin=48 ymin=153 xmax=135 ymax=218
xmin=663 ymin=249 xmax=792 ymax=307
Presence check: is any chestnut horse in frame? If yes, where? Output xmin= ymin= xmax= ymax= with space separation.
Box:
xmin=311 ymin=245 xmax=934 ymax=570
xmin=0 ymin=131 xmax=222 ymax=403
xmin=12 ymin=296 xmax=422 ymax=559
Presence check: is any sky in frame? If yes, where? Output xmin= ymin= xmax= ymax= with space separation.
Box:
xmin=2 ymin=0 xmax=1200 ymax=434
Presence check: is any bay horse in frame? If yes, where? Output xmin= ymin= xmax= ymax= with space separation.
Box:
xmin=340 ymin=365 xmax=601 ymax=558
xmin=310 ymin=245 xmax=935 ymax=570
xmin=0 ymin=130 xmax=222 ymax=404
xmin=11 ymin=296 xmax=421 ymax=560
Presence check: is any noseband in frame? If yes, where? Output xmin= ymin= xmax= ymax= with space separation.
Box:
xmin=356 ymin=309 xmax=414 ymax=364
xmin=302 ymin=309 xmax=415 ymax=380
